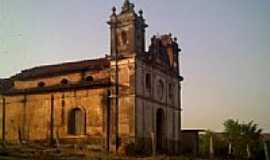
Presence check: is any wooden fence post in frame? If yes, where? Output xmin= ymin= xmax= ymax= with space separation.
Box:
xmin=209 ymin=134 xmax=214 ymax=159
xmin=264 ymin=141 xmax=269 ymax=160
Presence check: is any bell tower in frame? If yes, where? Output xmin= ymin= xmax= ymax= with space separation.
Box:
xmin=108 ymin=0 xmax=148 ymax=57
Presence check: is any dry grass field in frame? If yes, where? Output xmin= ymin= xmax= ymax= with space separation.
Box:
xmin=0 ymin=144 xmax=194 ymax=160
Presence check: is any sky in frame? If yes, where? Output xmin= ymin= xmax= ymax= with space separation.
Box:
xmin=0 ymin=0 xmax=270 ymax=132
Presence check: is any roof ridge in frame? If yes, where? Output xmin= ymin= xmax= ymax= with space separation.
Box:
xmin=11 ymin=57 xmax=110 ymax=80
xmin=22 ymin=57 xmax=108 ymax=73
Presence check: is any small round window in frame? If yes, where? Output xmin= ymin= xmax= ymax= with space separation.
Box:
xmin=85 ymin=76 xmax=94 ymax=82
xmin=38 ymin=81 xmax=45 ymax=87
xmin=61 ymin=79 xmax=68 ymax=85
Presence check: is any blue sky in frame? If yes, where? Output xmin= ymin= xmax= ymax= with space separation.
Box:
xmin=1 ymin=0 xmax=270 ymax=132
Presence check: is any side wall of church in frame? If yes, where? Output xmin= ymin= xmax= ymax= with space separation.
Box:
xmin=0 ymin=57 xmax=137 ymax=151
xmin=0 ymin=67 xmax=113 ymax=148
xmin=135 ymin=59 xmax=181 ymax=154
xmin=0 ymin=88 xmax=108 ymax=146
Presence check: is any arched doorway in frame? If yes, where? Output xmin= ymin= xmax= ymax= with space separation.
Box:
xmin=156 ymin=108 xmax=165 ymax=153
xmin=68 ymin=108 xmax=85 ymax=135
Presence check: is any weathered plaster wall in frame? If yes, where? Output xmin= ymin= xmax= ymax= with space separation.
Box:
xmin=135 ymin=59 xmax=181 ymax=153
xmin=0 ymin=57 xmax=136 ymax=152
xmin=110 ymin=57 xmax=136 ymax=143
xmin=1 ymin=88 xmax=108 ymax=144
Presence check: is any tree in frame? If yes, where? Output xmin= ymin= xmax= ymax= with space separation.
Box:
xmin=224 ymin=119 xmax=242 ymax=142
xmin=224 ymin=119 xmax=242 ymax=157
xmin=223 ymin=119 xmax=263 ymax=159
xmin=241 ymin=121 xmax=262 ymax=159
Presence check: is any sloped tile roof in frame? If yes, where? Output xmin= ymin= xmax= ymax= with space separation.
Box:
xmin=11 ymin=57 xmax=110 ymax=80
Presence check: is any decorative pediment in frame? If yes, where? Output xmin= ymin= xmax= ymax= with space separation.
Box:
xmin=148 ymin=34 xmax=181 ymax=71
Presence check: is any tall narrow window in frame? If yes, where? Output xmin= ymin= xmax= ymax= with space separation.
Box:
xmin=169 ymin=83 xmax=174 ymax=100
xmin=121 ymin=31 xmax=128 ymax=45
xmin=68 ymin=108 xmax=85 ymax=135
xmin=157 ymin=79 xmax=164 ymax=99
xmin=145 ymin=73 xmax=151 ymax=90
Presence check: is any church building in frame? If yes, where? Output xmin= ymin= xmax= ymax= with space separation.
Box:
xmin=0 ymin=0 xmax=183 ymax=154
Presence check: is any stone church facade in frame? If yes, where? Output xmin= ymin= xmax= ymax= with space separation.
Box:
xmin=0 ymin=0 xmax=183 ymax=154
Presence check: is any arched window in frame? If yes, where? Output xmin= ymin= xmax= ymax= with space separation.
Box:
xmin=61 ymin=78 xmax=68 ymax=85
xmin=37 ymin=81 xmax=45 ymax=87
xmin=145 ymin=73 xmax=151 ymax=90
xmin=85 ymin=76 xmax=94 ymax=82
xmin=68 ymin=108 xmax=86 ymax=135
xmin=121 ymin=31 xmax=128 ymax=45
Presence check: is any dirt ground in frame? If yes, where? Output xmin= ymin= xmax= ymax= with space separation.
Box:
xmin=0 ymin=144 xmax=195 ymax=160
